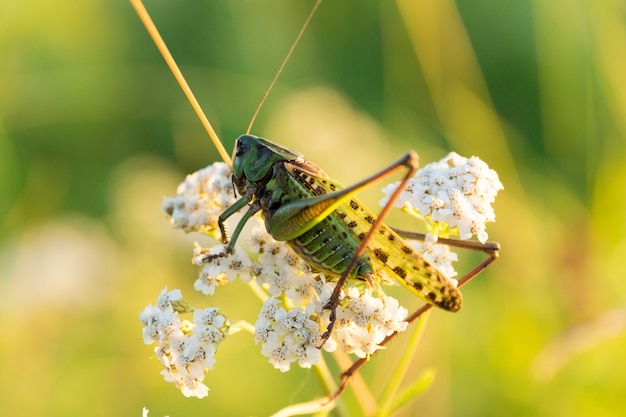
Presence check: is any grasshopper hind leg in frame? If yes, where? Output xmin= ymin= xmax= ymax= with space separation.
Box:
xmin=318 ymin=152 xmax=421 ymax=348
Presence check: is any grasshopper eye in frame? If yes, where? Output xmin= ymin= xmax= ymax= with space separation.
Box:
xmin=235 ymin=140 xmax=247 ymax=157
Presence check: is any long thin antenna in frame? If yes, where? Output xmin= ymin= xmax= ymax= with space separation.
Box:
xmin=246 ymin=0 xmax=323 ymax=134
xmin=130 ymin=0 xmax=232 ymax=166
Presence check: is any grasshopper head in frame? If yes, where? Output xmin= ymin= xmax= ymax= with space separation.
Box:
xmin=231 ymin=134 xmax=302 ymax=183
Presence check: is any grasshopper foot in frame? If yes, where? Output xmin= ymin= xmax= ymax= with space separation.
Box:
xmin=317 ymin=279 xmax=344 ymax=348
xmin=201 ymin=247 xmax=234 ymax=263
xmin=318 ymin=306 xmax=337 ymax=349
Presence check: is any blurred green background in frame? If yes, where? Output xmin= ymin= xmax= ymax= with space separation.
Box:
xmin=2 ymin=0 xmax=626 ymax=416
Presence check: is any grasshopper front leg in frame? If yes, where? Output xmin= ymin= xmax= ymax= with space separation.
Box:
xmin=217 ymin=196 xmax=248 ymax=245
xmin=217 ymin=196 xmax=250 ymax=247
xmin=217 ymin=196 xmax=262 ymax=252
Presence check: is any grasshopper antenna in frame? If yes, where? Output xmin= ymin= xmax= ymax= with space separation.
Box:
xmin=130 ymin=0 xmax=232 ymax=166
xmin=246 ymin=0 xmax=323 ymax=134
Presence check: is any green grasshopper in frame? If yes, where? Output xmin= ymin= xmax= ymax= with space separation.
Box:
xmin=218 ymin=134 xmax=462 ymax=342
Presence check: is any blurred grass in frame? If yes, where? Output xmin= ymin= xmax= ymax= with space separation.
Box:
xmin=1 ymin=0 xmax=626 ymax=416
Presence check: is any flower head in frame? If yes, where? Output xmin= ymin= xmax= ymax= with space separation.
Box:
xmin=333 ymin=287 xmax=408 ymax=358
xmin=162 ymin=162 xmax=236 ymax=238
xmin=193 ymin=243 xmax=253 ymax=295
xmin=140 ymin=289 xmax=229 ymax=398
xmin=381 ymin=152 xmax=503 ymax=243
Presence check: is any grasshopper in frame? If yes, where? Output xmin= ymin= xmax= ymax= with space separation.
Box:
xmin=218 ymin=134 xmax=463 ymax=341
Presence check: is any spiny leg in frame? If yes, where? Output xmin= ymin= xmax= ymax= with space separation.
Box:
xmin=318 ymin=151 xmax=420 ymax=347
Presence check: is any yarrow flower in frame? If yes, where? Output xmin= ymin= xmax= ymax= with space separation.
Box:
xmin=255 ymin=296 xmax=332 ymax=372
xmin=192 ymin=243 xmax=253 ymax=295
xmin=333 ymin=287 xmax=409 ymax=358
xmin=139 ymin=288 xmax=229 ymax=398
xmin=381 ymin=152 xmax=503 ymax=243
xmin=161 ymin=163 xmax=236 ymax=239
xmin=145 ymin=153 xmax=502 ymax=396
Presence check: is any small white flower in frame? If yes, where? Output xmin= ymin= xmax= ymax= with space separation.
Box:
xmin=163 ymin=162 xmax=236 ymax=237
xmin=248 ymin=224 xmax=272 ymax=254
xmin=193 ymin=244 xmax=252 ymax=295
xmin=407 ymin=234 xmax=459 ymax=279
xmin=157 ymin=287 xmax=182 ymax=310
xmin=176 ymin=374 xmax=210 ymax=399
xmin=194 ymin=307 xmax=226 ymax=327
xmin=140 ymin=307 xmax=163 ymax=344
xmin=267 ymin=342 xmax=292 ymax=372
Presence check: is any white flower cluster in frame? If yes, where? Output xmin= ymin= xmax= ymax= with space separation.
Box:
xmin=192 ymin=243 xmax=253 ymax=295
xmin=161 ymin=163 xmax=236 ymax=237
xmin=255 ymin=297 xmax=329 ymax=372
xmin=139 ymin=288 xmax=228 ymax=398
xmin=382 ymin=152 xmax=503 ymax=243
xmin=333 ymin=287 xmax=408 ymax=358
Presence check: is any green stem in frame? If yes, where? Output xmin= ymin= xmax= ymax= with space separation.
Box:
xmin=330 ymin=349 xmax=378 ymax=415
xmin=312 ymin=355 xmax=352 ymax=417
xmin=269 ymin=355 xmax=349 ymax=417
xmin=313 ymin=354 xmax=338 ymax=395
xmin=247 ymin=280 xmax=270 ymax=302
xmin=376 ymin=309 xmax=431 ymax=417
xmin=228 ymin=320 xmax=255 ymax=336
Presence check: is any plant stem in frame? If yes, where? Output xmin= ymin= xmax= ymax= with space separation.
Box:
xmin=376 ymin=310 xmax=431 ymax=417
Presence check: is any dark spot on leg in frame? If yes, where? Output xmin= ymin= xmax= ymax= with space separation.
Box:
xmin=393 ymin=266 xmax=406 ymax=278
xmin=373 ymin=248 xmax=389 ymax=263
